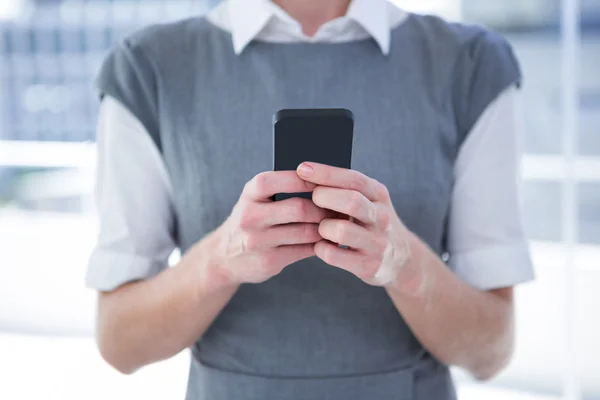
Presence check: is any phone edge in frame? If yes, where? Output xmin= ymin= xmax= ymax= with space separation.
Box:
xmin=273 ymin=108 xmax=354 ymax=124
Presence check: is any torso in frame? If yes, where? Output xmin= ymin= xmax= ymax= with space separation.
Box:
xmin=136 ymin=15 xmax=474 ymax=398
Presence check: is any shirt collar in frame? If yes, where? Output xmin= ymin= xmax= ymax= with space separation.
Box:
xmin=228 ymin=0 xmax=392 ymax=55
xmin=346 ymin=0 xmax=390 ymax=55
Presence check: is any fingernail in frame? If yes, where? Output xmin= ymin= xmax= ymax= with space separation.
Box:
xmin=297 ymin=163 xmax=313 ymax=176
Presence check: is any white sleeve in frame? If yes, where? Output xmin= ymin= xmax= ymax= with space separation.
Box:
xmin=448 ymin=86 xmax=535 ymax=290
xmin=85 ymin=96 xmax=176 ymax=292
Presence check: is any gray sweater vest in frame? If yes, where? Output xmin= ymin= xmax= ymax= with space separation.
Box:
xmin=97 ymin=13 xmax=521 ymax=400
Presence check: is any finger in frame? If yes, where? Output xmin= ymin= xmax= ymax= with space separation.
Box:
xmin=259 ymin=197 xmax=329 ymax=227
xmin=267 ymin=243 xmax=316 ymax=270
xmin=318 ymin=219 xmax=381 ymax=253
xmin=312 ymin=187 xmax=377 ymax=225
xmin=238 ymin=198 xmax=334 ymax=230
xmin=297 ymin=162 xmax=388 ymax=202
xmin=244 ymin=223 xmax=321 ymax=251
xmin=244 ymin=171 xmax=316 ymax=201
xmin=314 ymin=240 xmax=369 ymax=277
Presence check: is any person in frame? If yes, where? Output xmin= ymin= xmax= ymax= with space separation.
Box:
xmin=85 ymin=0 xmax=535 ymax=398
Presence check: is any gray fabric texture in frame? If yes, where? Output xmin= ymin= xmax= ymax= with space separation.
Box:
xmin=96 ymin=13 xmax=520 ymax=400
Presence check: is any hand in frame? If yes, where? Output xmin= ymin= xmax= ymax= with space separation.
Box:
xmin=206 ymin=171 xmax=329 ymax=288
xmin=296 ymin=162 xmax=414 ymax=288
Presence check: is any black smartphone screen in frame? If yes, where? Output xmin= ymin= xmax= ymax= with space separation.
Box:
xmin=273 ymin=109 xmax=354 ymax=201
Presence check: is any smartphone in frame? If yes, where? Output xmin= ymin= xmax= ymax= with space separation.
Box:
xmin=273 ymin=108 xmax=354 ymax=201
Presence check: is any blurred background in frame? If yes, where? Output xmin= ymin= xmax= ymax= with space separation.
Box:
xmin=0 ymin=0 xmax=598 ymax=399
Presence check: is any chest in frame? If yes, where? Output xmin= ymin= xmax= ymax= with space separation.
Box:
xmin=159 ymin=47 xmax=457 ymax=251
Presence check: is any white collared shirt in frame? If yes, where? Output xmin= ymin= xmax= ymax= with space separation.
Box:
xmin=217 ymin=0 xmax=403 ymax=54
xmin=86 ymin=0 xmax=534 ymax=291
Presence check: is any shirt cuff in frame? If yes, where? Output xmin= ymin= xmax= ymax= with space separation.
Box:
xmin=448 ymin=241 xmax=535 ymax=290
xmin=85 ymin=249 xmax=168 ymax=291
